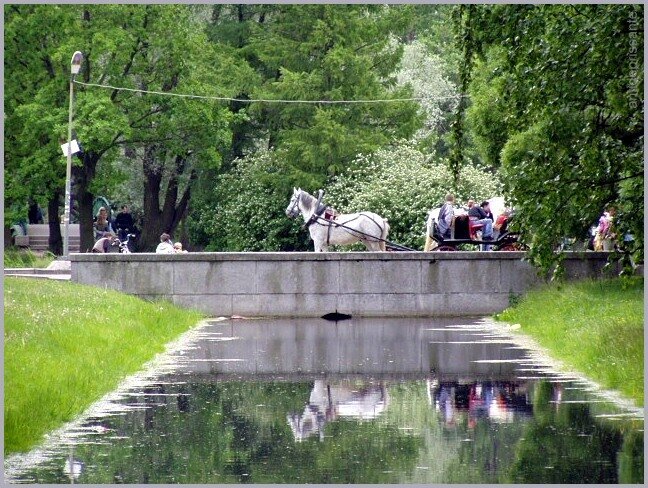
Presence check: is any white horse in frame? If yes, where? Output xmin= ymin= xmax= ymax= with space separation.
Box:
xmin=285 ymin=188 xmax=390 ymax=252
xmin=424 ymin=196 xmax=506 ymax=251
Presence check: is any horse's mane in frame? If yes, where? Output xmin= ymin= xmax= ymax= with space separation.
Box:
xmin=299 ymin=190 xmax=316 ymax=211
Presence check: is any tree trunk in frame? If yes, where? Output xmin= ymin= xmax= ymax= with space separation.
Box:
xmin=140 ymin=145 xmax=164 ymax=251
xmin=47 ymin=191 xmax=63 ymax=255
xmin=72 ymin=151 xmax=99 ymax=252
xmin=140 ymin=147 xmax=197 ymax=251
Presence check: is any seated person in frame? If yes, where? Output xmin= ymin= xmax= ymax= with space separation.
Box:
xmin=113 ymin=204 xmax=136 ymax=241
xmin=173 ymin=242 xmax=188 ymax=253
xmin=93 ymin=206 xmax=113 ymax=240
xmin=493 ymin=209 xmax=511 ymax=240
xmin=468 ymin=201 xmax=494 ymax=250
xmin=156 ymin=233 xmax=175 ymax=254
xmin=91 ymin=232 xmax=118 ymax=253
xmin=436 ymin=194 xmax=455 ymax=239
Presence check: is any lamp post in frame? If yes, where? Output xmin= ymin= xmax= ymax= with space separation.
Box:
xmin=63 ymin=51 xmax=83 ymax=258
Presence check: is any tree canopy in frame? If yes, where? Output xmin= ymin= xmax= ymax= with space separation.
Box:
xmin=4 ymin=4 xmax=643 ymax=270
xmin=458 ymin=4 xmax=644 ymax=271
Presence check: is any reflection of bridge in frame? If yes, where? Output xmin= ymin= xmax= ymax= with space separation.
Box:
xmin=164 ymin=317 xmax=538 ymax=382
xmin=155 ymin=317 xmax=550 ymax=442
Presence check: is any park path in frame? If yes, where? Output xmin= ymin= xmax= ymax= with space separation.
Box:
xmin=4 ymin=260 xmax=71 ymax=280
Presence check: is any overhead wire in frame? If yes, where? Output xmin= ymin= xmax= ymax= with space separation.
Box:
xmin=74 ymin=80 xmax=466 ymax=104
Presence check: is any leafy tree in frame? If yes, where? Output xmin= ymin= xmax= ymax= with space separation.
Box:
xmin=458 ymin=4 xmax=644 ymax=273
xmin=5 ymin=5 xmax=83 ymax=253
xmin=394 ymin=39 xmax=459 ymax=157
xmin=325 ymin=141 xmax=501 ymax=250
xmin=188 ymin=4 xmax=430 ymax=250
xmin=190 ymin=149 xmax=310 ymax=252
xmin=225 ymin=4 xmax=423 ymax=186
xmin=5 ymin=4 xmax=233 ymax=252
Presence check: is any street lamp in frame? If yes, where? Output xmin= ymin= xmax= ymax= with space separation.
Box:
xmin=63 ymin=51 xmax=83 ymax=258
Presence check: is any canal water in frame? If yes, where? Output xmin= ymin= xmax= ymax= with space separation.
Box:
xmin=6 ymin=317 xmax=644 ymax=484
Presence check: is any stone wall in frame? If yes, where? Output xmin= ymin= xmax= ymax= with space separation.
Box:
xmin=70 ymin=251 xmax=616 ymax=317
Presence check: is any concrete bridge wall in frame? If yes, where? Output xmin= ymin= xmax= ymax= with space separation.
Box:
xmin=70 ymin=251 xmax=615 ymax=317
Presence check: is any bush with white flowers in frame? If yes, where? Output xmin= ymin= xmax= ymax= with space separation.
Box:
xmin=326 ymin=142 xmax=501 ymax=249
xmin=192 ymin=143 xmax=501 ymax=251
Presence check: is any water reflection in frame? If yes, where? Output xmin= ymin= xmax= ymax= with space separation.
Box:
xmin=6 ymin=317 xmax=643 ymax=484
xmin=430 ymin=380 xmax=532 ymax=428
xmin=288 ymin=380 xmax=389 ymax=441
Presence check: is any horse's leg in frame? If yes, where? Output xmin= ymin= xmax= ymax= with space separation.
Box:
xmin=313 ymin=237 xmax=327 ymax=252
xmin=363 ymin=239 xmax=380 ymax=251
xmin=379 ymin=219 xmax=390 ymax=251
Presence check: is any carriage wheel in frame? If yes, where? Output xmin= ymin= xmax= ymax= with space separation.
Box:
xmin=437 ymin=245 xmax=457 ymax=251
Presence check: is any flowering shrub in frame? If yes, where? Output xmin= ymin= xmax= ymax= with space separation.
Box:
xmin=326 ymin=142 xmax=501 ymax=249
xmin=191 ymin=143 xmax=501 ymax=251
xmin=189 ymin=150 xmax=312 ymax=251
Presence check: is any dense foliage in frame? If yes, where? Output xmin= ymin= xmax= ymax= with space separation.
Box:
xmin=4 ymin=4 xmax=642 ymax=268
xmin=190 ymin=150 xmax=311 ymax=251
xmin=4 ymin=4 xmax=232 ymax=251
xmin=458 ymin=4 xmax=644 ymax=272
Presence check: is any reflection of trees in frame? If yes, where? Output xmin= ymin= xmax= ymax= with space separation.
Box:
xmin=618 ymin=430 xmax=644 ymax=484
xmin=19 ymin=378 xmax=642 ymax=484
xmin=36 ymin=381 xmax=419 ymax=484
xmin=506 ymin=381 xmax=640 ymax=484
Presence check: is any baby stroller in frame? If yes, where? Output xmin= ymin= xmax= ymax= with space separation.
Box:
xmin=115 ymin=233 xmax=136 ymax=253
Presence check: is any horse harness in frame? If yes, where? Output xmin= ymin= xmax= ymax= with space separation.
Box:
xmin=300 ymin=189 xmax=386 ymax=246
xmin=307 ymin=208 xmax=386 ymax=246
xmin=304 ymin=203 xmax=339 ymax=245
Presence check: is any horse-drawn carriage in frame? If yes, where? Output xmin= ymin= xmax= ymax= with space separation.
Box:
xmin=426 ymin=211 xmax=527 ymax=252
xmin=286 ymin=188 xmax=526 ymax=252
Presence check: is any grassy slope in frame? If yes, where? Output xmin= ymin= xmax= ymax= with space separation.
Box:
xmin=4 ymin=248 xmax=56 ymax=268
xmin=496 ymin=277 xmax=644 ymax=406
xmin=4 ymin=277 xmax=205 ymax=455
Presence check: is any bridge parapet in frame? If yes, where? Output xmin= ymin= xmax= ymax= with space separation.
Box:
xmin=70 ymin=251 xmax=618 ymax=317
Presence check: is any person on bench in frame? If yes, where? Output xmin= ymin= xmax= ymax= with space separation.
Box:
xmin=468 ymin=200 xmax=494 ymax=250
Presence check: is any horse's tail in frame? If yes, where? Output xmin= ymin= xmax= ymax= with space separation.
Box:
xmin=380 ymin=219 xmax=390 ymax=251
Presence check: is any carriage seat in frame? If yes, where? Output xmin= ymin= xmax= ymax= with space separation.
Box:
xmin=453 ymin=215 xmax=471 ymax=240
xmin=468 ymin=216 xmax=485 ymax=240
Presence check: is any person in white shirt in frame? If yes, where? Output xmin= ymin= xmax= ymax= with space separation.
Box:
xmin=155 ymin=233 xmax=175 ymax=254
xmin=91 ymin=232 xmax=118 ymax=253
xmin=173 ymin=242 xmax=188 ymax=253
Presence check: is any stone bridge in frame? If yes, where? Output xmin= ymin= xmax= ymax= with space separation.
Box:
xmin=70 ymin=251 xmax=616 ymax=317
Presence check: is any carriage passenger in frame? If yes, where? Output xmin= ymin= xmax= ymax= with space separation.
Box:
xmin=437 ymin=194 xmax=455 ymax=239
xmin=468 ymin=201 xmax=494 ymax=250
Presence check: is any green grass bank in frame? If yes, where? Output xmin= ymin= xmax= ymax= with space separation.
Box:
xmin=4 ymin=247 xmax=56 ymax=268
xmin=495 ymin=277 xmax=644 ymax=406
xmin=4 ymin=277 xmax=205 ymax=455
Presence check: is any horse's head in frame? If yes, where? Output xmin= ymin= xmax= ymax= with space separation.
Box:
xmin=286 ymin=187 xmax=302 ymax=218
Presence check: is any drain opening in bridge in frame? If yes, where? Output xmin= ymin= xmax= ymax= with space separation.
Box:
xmin=321 ymin=312 xmax=352 ymax=321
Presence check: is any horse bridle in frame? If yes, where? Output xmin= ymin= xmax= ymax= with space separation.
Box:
xmin=287 ymin=191 xmax=301 ymax=218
